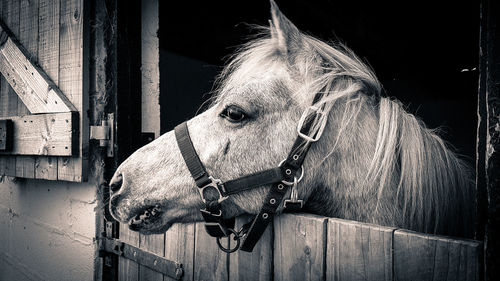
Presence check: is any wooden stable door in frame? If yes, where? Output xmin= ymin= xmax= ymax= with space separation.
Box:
xmin=0 ymin=0 xmax=88 ymax=182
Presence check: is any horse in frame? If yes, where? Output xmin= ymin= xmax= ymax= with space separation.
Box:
xmin=108 ymin=0 xmax=474 ymax=242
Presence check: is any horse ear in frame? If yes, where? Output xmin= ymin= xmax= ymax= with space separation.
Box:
xmin=269 ymin=0 xmax=302 ymax=55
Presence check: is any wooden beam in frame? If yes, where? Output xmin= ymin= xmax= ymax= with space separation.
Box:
xmin=0 ymin=20 xmax=75 ymax=114
xmin=0 ymin=112 xmax=77 ymax=156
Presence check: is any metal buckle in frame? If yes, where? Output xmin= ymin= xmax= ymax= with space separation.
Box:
xmin=205 ymin=222 xmax=230 ymax=237
xmin=199 ymin=177 xmax=228 ymax=204
xmin=284 ymin=177 xmax=304 ymax=209
xmin=297 ymin=105 xmax=328 ymax=142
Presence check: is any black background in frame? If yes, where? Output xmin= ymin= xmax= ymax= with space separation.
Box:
xmin=159 ymin=0 xmax=479 ymax=162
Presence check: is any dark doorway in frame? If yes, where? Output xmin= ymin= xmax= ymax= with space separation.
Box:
xmin=159 ymin=0 xmax=479 ymax=161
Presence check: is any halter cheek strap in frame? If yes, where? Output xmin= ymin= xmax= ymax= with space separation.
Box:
xmin=175 ymin=122 xmax=285 ymax=239
xmin=174 ymin=90 xmax=328 ymax=253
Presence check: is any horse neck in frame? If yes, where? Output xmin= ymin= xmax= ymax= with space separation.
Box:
xmin=303 ymin=95 xmax=474 ymax=237
xmin=302 ymin=94 xmax=384 ymax=221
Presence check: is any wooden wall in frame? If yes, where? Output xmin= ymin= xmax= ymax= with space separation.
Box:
xmin=117 ymin=214 xmax=482 ymax=281
xmin=0 ymin=0 xmax=88 ymax=182
xmin=477 ymin=0 xmax=500 ymax=279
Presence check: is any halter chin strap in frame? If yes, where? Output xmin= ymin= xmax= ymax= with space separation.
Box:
xmin=174 ymin=90 xmax=328 ymax=253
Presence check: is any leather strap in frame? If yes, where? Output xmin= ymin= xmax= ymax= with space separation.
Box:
xmin=174 ymin=122 xmax=211 ymax=187
xmin=240 ymin=93 xmax=322 ymax=251
xmin=223 ymin=167 xmax=283 ymax=196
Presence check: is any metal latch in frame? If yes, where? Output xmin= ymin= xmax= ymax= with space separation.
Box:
xmin=98 ymin=237 xmax=184 ymax=279
xmin=90 ymin=113 xmax=114 ymax=157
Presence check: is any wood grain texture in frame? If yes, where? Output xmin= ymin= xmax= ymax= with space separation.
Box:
xmin=17 ymin=0 xmax=37 ymax=115
xmin=326 ymin=218 xmax=395 ymax=281
xmin=0 ymin=112 xmax=76 ymax=156
xmin=35 ymin=0 xmax=61 ymax=180
xmin=0 ymin=26 xmax=75 ymax=113
xmin=57 ymin=0 xmax=88 ymax=182
xmin=139 ymin=233 xmax=164 ymax=281
xmin=0 ymin=0 xmax=86 ymax=182
xmin=0 ymin=0 xmax=19 ymax=176
xmin=164 ymin=223 xmax=195 ymax=281
xmin=15 ymin=0 xmax=38 ymax=178
xmin=394 ymin=230 xmax=482 ymax=281
xmin=274 ymin=213 xmax=327 ymax=281
xmin=194 ymin=221 xmax=229 ymax=281
xmin=119 ymin=223 xmax=140 ymax=281
xmin=229 ymin=215 xmax=273 ymax=281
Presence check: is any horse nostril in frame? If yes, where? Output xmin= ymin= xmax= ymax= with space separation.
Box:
xmin=109 ymin=173 xmax=123 ymax=192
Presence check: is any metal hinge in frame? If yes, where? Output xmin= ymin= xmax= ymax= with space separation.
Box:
xmin=98 ymin=236 xmax=183 ymax=280
xmin=90 ymin=113 xmax=114 ymax=157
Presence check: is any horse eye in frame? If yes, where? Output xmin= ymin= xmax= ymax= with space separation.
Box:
xmin=220 ymin=106 xmax=246 ymax=123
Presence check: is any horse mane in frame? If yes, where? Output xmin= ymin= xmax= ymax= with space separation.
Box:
xmin=215 ymin=27 xmax=474 ymax=237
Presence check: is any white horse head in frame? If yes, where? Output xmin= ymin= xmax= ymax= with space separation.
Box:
xmin=109 ymin=0 xmax=474 ymax=237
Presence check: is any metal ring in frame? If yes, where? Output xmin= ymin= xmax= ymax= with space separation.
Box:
xmin=216 ymin=228 xmax=241 ymax=253
xmin=279 ymin=159 xmax=305 ymax=185
xmin=281 ymin=166 xmax=305 ymax=186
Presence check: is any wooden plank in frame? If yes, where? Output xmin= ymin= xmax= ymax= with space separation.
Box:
xmin=274 ymin=213 xmax=327 ymax=281
xmin=141 ymin=0 xmax=160 ymax=139
xmin=164 ymin=223 xmax=195 ymax=281
xmin=0 ymin=23 xmax=76 ymax=114
xmin=139 ymin=233 xmax=164 ymax=281
xmin=0 ymin=0 xmax=19 ymax=177
xmin=478 ymin=1 xmax=500 ymax=280
xmin=119 ymin=224 xmax=140 ymax=281
xmin=394 ymin=229 xmax=482 ymax=281
xmin=17 ymin=0 xmax=37 ymax=115
xmin=0 ymin=79 xmax=15 ymax=176
xmin=229 ymin=215 xmax=273 ymax=281
xmin=57 ymin=0 xmax=88 ymax=182
xmin=0 ymin=73 xmax=17 ymax=174
xmin=15 ymin=0 xmax=38 ymax=178
xmin=36 ymin=0 xmax=61 ymax=180
xmin=326 ymin=218 xmax=394 ymax=281
xmin=194 ymin=221 xmax=229 ymax=281
xmin=0 ymin=112 xmax=77 ymax=156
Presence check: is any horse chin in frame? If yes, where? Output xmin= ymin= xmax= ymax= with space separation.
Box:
xmin=131 ymin=222 xmax=173 ymax=235
xmin=125 ymin=204 xmax=174 ymax=234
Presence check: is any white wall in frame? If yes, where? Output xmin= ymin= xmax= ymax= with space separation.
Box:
xmin=0 ymin=177 xmax=97 ymax=281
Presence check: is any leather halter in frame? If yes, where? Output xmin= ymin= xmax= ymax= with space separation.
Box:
xmin=174 ymin=91 xmax=328 ymax=253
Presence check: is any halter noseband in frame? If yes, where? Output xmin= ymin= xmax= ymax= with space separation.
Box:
xmin=174 ymin=91 xmax=328 ymax=253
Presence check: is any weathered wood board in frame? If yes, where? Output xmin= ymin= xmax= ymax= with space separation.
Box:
xmin=274 ymin=214 xmax=328 ymax=281
xmin=193 ymin=222 xmax=229 ymax=281
xmin=164 ymin=223 xmax=196 ymax=281
xmin=394 ymin=230 xmax=481 ymax=281
xmin=0 ymin=112 xmax=77 ymax=156
xmin=0 ymin=0 xmax=88 ymax=181
xmin=0 ymin=22 xmax=75 ymax=114
xmin=119 ymin=223 xmax=140 ymax=281
xmin=139 ymin=233 xmax=164 ymax=281
xmin=116 ymin=214 xmax=482 ymax=281
xmin=230 ymin=216 xmax=273 ymax=281
xmin=326 ymin=218 xmax=395 ymax=281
